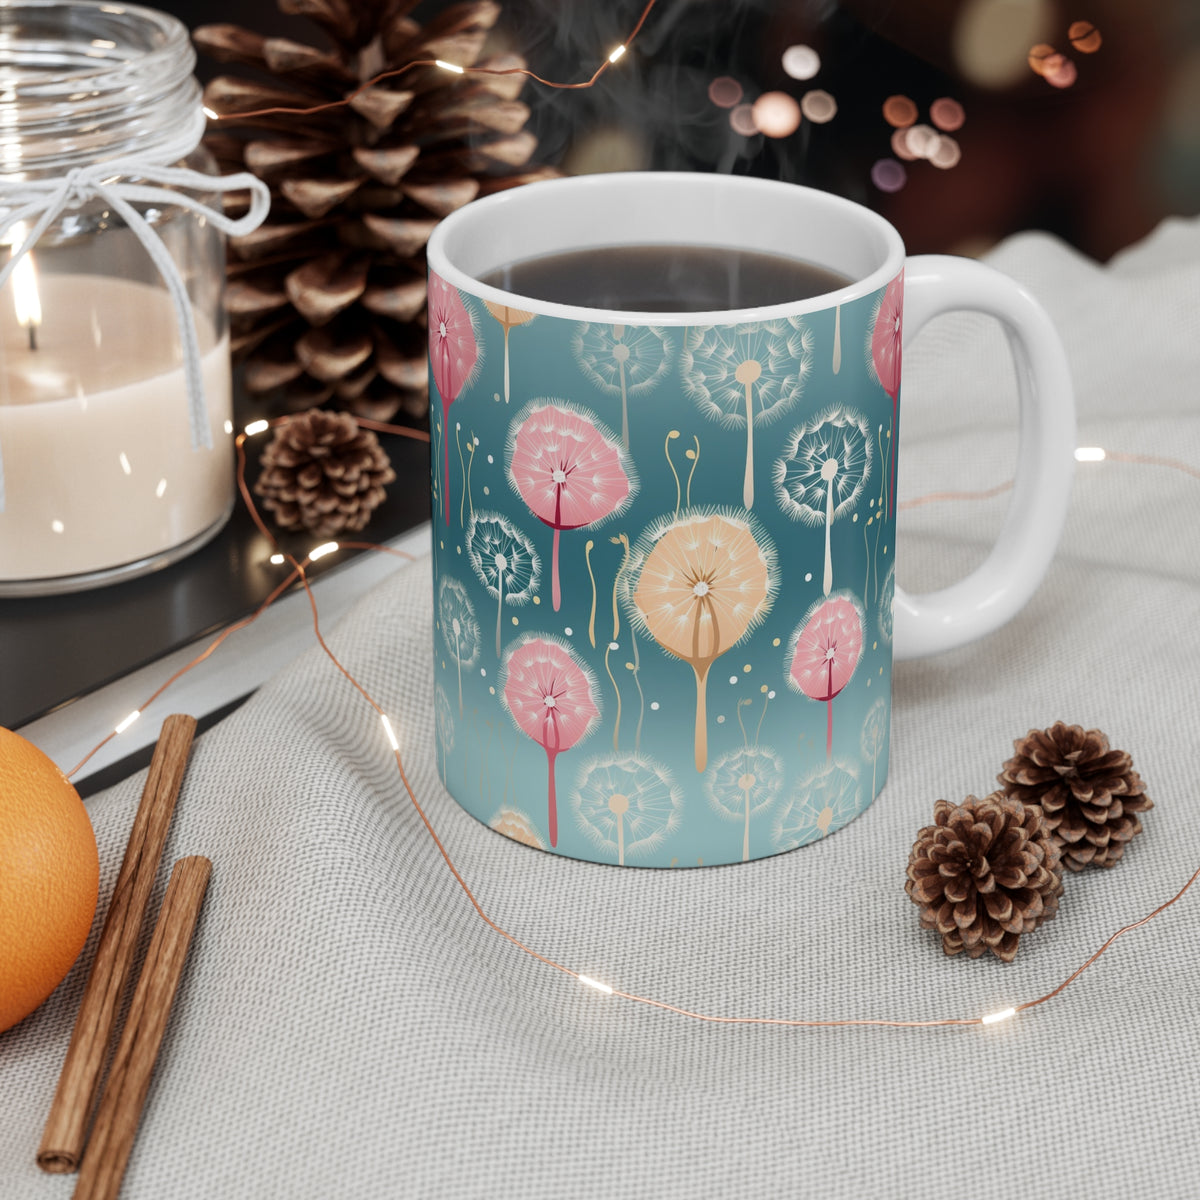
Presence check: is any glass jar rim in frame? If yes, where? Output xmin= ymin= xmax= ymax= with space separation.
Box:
xmin=0 ymin=1 xmax=201 ymax=175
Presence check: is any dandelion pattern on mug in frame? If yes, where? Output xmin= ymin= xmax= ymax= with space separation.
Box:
xmin=429 ymin=269 xmax=901 ymax=866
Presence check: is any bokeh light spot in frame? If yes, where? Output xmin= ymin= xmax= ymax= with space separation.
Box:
xmin=800 ymin=89 xmax=837 ymax=123
xmin=955 ymin=0 xmax=1054 ymax=89
xmin=708 ymin=76 xmax=743 ymax=108
xmin=890 ymin=127 xmax=918 ymax=161
xmin=752 ymin=90 xmax=802 ymax=137
xmin=929 ymin=134 xmax=962 ymax=169
xmin=782 ymin=44 xmax=821 ymax=80
xmin=882 ymin=94 xmax=918 ymax=128
xmin=871 ymin=158 xmax=907 ymax=193
xmin=1043 ymin=54 xmax=1078 ymax=88
xmin=729 ymin=103 xmax=758 ymax=136
xmin=1028 ymin=43 xmax=1056 ymax=75
xmin=1069 ymin=20 xmax=1102 ymax=53
xmin=930 ymin=97 xmax=965 ymax=131
xmin=904 ymin=123 xmax=939 ymax=158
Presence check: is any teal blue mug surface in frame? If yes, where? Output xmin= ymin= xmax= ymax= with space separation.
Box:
xmin=426 ymin=172 xmax=1074 ymax=867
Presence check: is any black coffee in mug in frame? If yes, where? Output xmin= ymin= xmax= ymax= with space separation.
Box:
xmin=478 ymin=244 xmax=851 ymax=312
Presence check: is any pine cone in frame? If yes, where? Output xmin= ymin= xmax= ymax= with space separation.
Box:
xmin=998 ymin=722 xmax=1152 ymax=871
xmin=195 ymin=1 xmax=556 ymax=423
xmin=906 ymin=794 xmax=1064 ymax=962
xmin=254 ymin=409 xmax=395 ymax=536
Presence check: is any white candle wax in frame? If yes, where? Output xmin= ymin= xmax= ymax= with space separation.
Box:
xmin=0 ymin=274 xmax=233 ymax=583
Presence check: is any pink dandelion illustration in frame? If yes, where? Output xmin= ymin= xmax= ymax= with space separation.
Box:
xmin=501 ymin=634 xmax=600 ymax=848
xmin=786 ymin=591 xmax=864 ymax=758
xmin=507 ymin=399 xmax=636 ymax=611
xmin=868 ymin=271 xmax=903 ymax=510
xmin=429 ymin=272 xmax=481 ymax=525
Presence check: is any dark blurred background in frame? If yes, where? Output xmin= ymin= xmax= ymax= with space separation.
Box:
xmin=172 ymin=0 xmax=1200 ymax=262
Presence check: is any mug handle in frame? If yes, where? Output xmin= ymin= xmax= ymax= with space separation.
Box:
xmin=893 ymin=255 xmax=1076 ymax=660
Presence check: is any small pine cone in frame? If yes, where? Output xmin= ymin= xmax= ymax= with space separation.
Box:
xmin=906 ymin=794 xmax=1064 ymax=962
xmin=998 ymin=722 xmax=1152 ymax=872
xmin=254 ymin=409 xmax=396 ymax=538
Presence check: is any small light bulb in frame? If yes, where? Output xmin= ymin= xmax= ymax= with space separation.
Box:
xmin=435 ymin=59 xmax=465 ymax=74
xmin=309 ymin=541 xmax=339 ymax=561
xmin=269 ymin=553 xmax=285 ymax=565
xmin=114 ymin=710 xmax=141 ymax=735
xmin=244 ymin=419 xmax=270 ymax=436
xmin=202 ymin=106 xmax=219 ymax=121
xmin=981 ymin=1007 xmax=1016 ymax=1026
xmin=1074 ymin=446 xmax=1107 ymax=462
xmin=578 ymin=974 xmax=614 ymax=995
xmin=608 ymin=44 xmax=627 ymax=63
xmin=381 ymin=714 xmax=400 ymax=751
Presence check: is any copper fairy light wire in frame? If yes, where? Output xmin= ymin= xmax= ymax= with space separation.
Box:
xmin=206 ymin=0 xmax=661 ymax=123
xmin=67 ymin=423 xmax=1200 ymax=1033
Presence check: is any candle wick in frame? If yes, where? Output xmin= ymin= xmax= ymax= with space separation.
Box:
xmin=27 ymin=323 xmax=37 ymax=352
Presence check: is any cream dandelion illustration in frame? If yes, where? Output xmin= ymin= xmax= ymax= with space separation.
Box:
xmin=626 ymin=508 xmax=777 ymax=772
xmin=436 ymin=575 xmax=480 ymax=717
xmin=706 ymin=744 xmax=785 ymax=862
xmin=877 ymin=562 xmax=895 ymax=645
xmin=774 ymin=406 xmax=872 ymax=595
xmin=860 ymin=698 xmax=889 ymax=797
xmin=682 ymin=317 xmax=813 ymax=507
xmin=428 ymin=273 xmax=481 ymax=526
xmin=466 ymin=510 xmax=541 ymax=656
xmin=489 ymin=806 xmax=546 ymax=850
xmin=483 ymin=300 xmax=536 ymax=404
xmin=573 ymin=323 xmax=673 ymax=448
xmin=572 ymin=753 xmax=682 ymax=865
xmin=507 ymin=399 xmax=636 ymax=611
xmin=773 ymin=761 xmax=861 ymax=851
xmin=786 ymin=591 xmax=864 ymax=758
xmin=501 ymin=634 xmax=600 ymax=848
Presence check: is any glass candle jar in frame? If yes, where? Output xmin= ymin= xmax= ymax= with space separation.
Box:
xmin=0 ymin=1 xmax=252 ymax=595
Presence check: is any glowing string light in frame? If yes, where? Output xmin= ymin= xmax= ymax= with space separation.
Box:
xmin=381 ymin=714 xmax=400 ymax=752
xmin=980 ymin=1007 xmax=1017 ymax=1025
xmin=201 ymin=105 xmax=218 ymax=120
xmin=58 ymin=376 xmax=1200 ymax=1035
xmin=244 ymin=419 xmax=269 ymax=437
xmin=1075 ymin=446 xmax=1107 ymax=462
xmin=309 ymin=541 xmax=339 ymax=561
xmin=114 ymin=710 xmax=141 ymax=735
xmin=608 ymin=45 xmax=627 ymax=64
xmin=435 ymin=59 xmax=464 ymax=74
xmin=578 ymin=975 xmax=615 ymax=995
xmin=269 ymin=553 xmax=285 ymax=565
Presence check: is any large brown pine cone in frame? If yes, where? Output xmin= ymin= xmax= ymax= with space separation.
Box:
xmin=254 ymin=409 xmax=395 ymax=536
xmin=906 ymin=794 xmax=1064 ymax=962
xmin=997 ymin=722 xmax=1152 ymax=871
xmin=195 ymin=0 xmax=555 ymax=422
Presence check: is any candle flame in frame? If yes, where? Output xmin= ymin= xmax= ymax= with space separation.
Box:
xmin=7 ymin=223 xmax=42 ymax=341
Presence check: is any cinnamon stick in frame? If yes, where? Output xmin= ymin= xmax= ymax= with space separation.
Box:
xmin=38 ymin=714 xmax=197 ymax=1174
xmin=73 ymin=857 xmax=212 ymax=1200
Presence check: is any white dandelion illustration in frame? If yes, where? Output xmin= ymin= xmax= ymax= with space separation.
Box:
xmin=682 ymin=316 xmax=813 ymax=507
xmin=860 ymin=698 xmax=889 ymax=797
xmin=573 ymin=323 xmax=673 ymax=448
xmin=466 ymin=510 xmax=541 ymax=656
xmin=437 ymin=575 xmax=480 ymax=716
xmin=571 ymin=753 xmax=682 ymax=865
xmin=773 ymin=761 xmax=861 ymax=851
xmin=435 ymin=684 xmax=455 ymax=775
xmin=705 ymin=744 xmax=785 ymax=862
xmin=773 ymin=406 xmax=872 ymax=594
xmin=877 ymin=561 xmax=895 ymax=645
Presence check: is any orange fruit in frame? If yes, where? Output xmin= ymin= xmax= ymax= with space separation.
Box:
xmin=0 ymin=727 xmax=99 ymax=1034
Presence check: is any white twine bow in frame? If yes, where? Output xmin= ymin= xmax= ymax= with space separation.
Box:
xmin=0 ymin=160 xmax=271 ymax=511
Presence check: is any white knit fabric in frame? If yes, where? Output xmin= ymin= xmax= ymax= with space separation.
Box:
xmin=2 ymin=219 xmax=1198 ymax=1200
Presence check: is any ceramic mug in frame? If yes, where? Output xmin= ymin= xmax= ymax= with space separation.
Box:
xmin=425 ymin=172 xmax=1074 ymax=867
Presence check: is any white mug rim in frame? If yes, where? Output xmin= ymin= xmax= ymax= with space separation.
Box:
xmin=426 ymin=171 xmax=907 ymax=327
